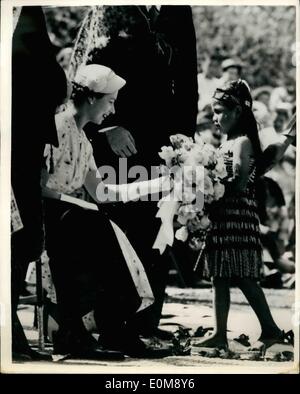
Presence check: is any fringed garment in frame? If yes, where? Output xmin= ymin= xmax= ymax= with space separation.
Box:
xmin=205 ymin=150 xmax=262 ymax=278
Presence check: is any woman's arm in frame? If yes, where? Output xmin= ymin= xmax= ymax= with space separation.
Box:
xmin=42 ymin=183 xmax=98 ymax=210
xmin=84 ymin=169 xmax=172 ymax=204
xmin=84 ymin=169 xmax=117 ymax=203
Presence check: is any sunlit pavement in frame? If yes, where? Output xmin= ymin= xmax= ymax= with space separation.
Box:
xmin=8 ymin=287 xmax=297 ymax=373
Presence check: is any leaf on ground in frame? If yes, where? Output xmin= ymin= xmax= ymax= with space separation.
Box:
xmin=233 ymin=334 xmax=251 ymax=347
xmin=172 ymin=337 xmax=192 ymax=356
xmin=193 ymin=326 xmax=213 ymax=337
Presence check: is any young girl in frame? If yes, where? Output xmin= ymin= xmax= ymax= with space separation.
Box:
xmin=197 ymin=80 xmax=290 ymax=353
xmin=42 ymin=64 xmax=172 ymax=359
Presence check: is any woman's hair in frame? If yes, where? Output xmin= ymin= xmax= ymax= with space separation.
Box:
xmin=213 ymin=79 xmax=263 ymax=160
xmin=71 ymin=81 xmax=105 ymax=107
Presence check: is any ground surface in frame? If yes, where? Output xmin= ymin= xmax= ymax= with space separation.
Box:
xmin=7 ymin=287 xmax=298 ymax=374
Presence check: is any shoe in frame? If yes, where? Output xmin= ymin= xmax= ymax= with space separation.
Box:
xmin=12 ymin=349 xmax=52 ymax=362
xmin=125 ymin=338 xmax=173 ymax=358
xmin=100 ymin=335 xmax=173 ymax=359
xmin=12 ymin=352 xmax=32 ymax=362
xmin=70 ymin=347 xmax=125 ymax=361
xmin=52 ymin=330 xmax=124 ymax=361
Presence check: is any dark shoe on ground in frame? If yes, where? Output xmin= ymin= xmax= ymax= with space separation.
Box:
xmin=125 ymin=338 xmax=173 ymax=358
xmin=52 ymin=329 xmax=124 ymax=361
xmin=12 ymin=349 xmax=52 ymax=362
xmin=100 ymin=335 xmax=173 ymax=359
xmin=12 ymin=352 xmax=33 ymax=362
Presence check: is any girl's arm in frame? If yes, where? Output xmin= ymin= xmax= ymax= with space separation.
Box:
xmin=229 ymin=136 xmax=254 ymax=193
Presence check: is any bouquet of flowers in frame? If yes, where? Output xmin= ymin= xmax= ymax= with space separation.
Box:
xmin=153 ymin=134 xmax=227 ymax=258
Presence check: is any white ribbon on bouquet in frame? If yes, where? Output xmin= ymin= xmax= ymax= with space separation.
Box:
xmin=152 ymin=196 xmax=180 ymax=255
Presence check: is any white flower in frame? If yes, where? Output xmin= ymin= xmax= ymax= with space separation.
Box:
xmin=158 ymin=146 xmax=177 ymax=167
xmin=213 ymin=181 xmax=225 ymax=200
xmin=170 ymin=134 xmax=193 ymax=150
xmin=182 ymin=166 xmax=196 ymax=186
xmin=96 ymin=35 xmax=110 ymax=48
xmin=201 ymin=174 xmax=214 ymax=195
xmin=201 ymin=143 xmax=216 ymax=166
xmin=199 ymin=130 xmax=213 ymax=144
xmin=176 ymin=148 xmax=190 ymax=164
xmin=194 ymin=133 xmax=205 ymax=148
xmin=213 ymin=157 xmax=227 ymax=179
xmin=177 ymin=215 xmax=189 ymax=225
xmin=191 ymin=145 xmax=205 ymax=165
xmin=177 ymin=204 xmax=197 ymax=225
xmin=182 ymin=142 xmax=194 ymax=151
xmin=193 ymin=165 xmax=205 ymax=186
xmin=182 ymin=189 xmax=197 ymax=203
xmin=175 ymin=226 xmax=189 ymax=242
xmin=199 ymin=215 xmax=211 ymax=230
xmin=181 ymin=165 xmax=205 ymax=190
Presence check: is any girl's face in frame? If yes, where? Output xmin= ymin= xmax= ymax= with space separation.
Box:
xmin=88 ymin=91 xmax=118 ymax=125
xmin=212 ymin=101 xmax=240 ymax=135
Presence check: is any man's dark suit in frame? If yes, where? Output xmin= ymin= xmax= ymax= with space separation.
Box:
xmin=85 ymin=5 xmax=198 ymax=334
xmin=11 ymin=6 xmax=66 ymax=356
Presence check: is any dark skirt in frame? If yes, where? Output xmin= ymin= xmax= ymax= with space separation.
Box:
xmin=43 ymin=198 xmax=141 ymax=318
xmin=204 ymin=190 xmax=262 ymax=279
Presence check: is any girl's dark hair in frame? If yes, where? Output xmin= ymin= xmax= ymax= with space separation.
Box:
xmin=71 ymin=81 xmax=105 ymax=106
xmin=215 ymin=79 xmax=263 ymax=160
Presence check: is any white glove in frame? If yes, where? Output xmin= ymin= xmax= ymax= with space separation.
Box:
xmin=119 ymin=176 xmax=173 ymax=203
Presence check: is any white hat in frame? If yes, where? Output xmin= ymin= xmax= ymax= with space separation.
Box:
xmin=221 ymin=58 xmax=243 ymax=71
xmin=74 ymin=64 xmax=126 ymax=94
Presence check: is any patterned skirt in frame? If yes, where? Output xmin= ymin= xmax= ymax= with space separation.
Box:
xmin=204 ymin=190 xmax=262 ymax=278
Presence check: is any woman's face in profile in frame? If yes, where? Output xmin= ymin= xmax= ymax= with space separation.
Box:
xmin=89 ymin=91 xmax=118 ymax=125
